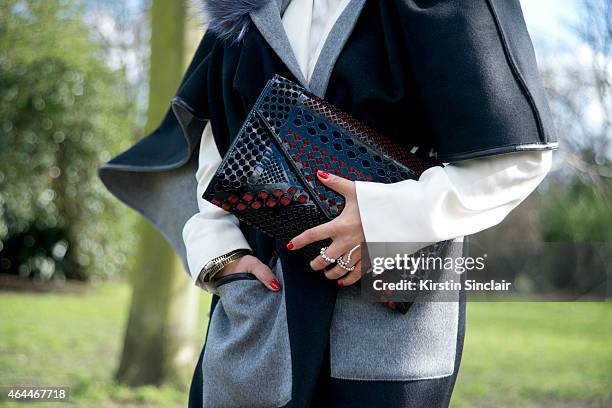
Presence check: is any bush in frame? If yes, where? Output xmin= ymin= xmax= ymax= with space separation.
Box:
xmin=540 ymin=178 xmax=612 ymax=242
xmin=0 ymin=0 xmax=138 ymax=281
xmin=534 ymin=177 xmax=612 ymax=292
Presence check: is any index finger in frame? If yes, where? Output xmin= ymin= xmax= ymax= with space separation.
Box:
xmin=287 ymin=222 xmax=335 ymax=250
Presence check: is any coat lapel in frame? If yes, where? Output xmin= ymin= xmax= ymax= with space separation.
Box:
xmin=308 ymin=0 xmax=367 ymax=97
xmin=249 ymin=0 xmax=309 ymax=88
xmin=250 ymin=0 xmax=366 ymax=97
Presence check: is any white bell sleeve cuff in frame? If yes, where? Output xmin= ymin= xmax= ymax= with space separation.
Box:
xmin=182 ymin=123 xmax=251 ymax=288
xmin=355 ymin=150 xmax=552 ymax=248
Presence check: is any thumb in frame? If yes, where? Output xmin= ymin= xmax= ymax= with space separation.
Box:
xmin=317 ymin=169 xmax=353 ymax=196
xmin=250 ymin=260 xmax=281 ymax=292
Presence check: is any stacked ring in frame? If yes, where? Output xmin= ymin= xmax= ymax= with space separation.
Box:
xmin=319 ymin=247 xmax=336 ymax=264
xmin=337 ymin=244 xmax=361 ymax=272
xmin=336 ymin=260 xmax=356 ymax=272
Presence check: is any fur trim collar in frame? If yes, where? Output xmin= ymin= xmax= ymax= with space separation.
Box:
xmin=199 ymin=0 xmax=270 ymax=42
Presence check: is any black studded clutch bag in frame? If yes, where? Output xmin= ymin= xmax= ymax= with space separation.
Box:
xmin=203 ymin=75 xmax=440 ymax=313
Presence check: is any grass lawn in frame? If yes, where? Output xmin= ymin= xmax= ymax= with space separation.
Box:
xmin=454 ymin=302 xmax=611 ymax=407
xmin=0 ymin=283 xmax=610 ymax=407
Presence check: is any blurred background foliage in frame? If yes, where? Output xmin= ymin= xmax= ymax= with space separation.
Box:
xmin=540 ymin=179 xmax=612 ymax=242
xmin=535 ymin=0 xmax=611 ymax=244
xmin=0 ymin=0 xmax=139 ymax=281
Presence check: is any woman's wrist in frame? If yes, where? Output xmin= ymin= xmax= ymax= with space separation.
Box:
xmin=215 ymin=254 xmax=255 ymax=279
xmin=198 ymin=249 xmax=251 ymax=287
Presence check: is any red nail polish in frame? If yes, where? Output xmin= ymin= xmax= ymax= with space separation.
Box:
xmin=337 ymin=280 xmax=343 ymax=287
xmin=270 ymin=279 xmax=281 ymax=291
xmin=317 ymin=170 xmax=329 ymax=179
xmin=286 ymin=242 xmax=294 ymax=250
xmin=388 ymin=301 xmax=397 ymax=310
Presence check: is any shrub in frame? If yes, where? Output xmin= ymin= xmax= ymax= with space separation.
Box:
xmin=0 ymin=0 xmax=138 ymax=280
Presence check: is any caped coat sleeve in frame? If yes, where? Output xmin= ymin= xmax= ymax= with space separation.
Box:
xmin=394 ymin=0 xmax=556 ymax=161
xmin=98 ymin=33 xmax=217 ymax=269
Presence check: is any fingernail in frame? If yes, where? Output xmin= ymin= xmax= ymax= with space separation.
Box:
xmin=317 ymin=170 xmax=329 ymax=179
xmin=286 ymin=242 xmax=294 ymax=250
xmin=337 ymin=280 xmax=343 ymax=287
xmin=387 ymin=301 xmax=397 ymax=310
xmin=270 ymin=279 xmax=281 ymax=291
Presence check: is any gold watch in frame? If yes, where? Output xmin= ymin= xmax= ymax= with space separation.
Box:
xmin=197 ymin=249 xmax=251 ymax=287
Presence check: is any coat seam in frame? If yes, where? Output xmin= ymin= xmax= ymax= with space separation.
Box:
xmin=438 ymin=141 xmax=557 ymax=162
xmin=484 ymin=0 xmax=546 ymax=144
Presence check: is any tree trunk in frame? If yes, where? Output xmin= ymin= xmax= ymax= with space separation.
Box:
xmin=116 ymin=0 xmax=203 ymax=387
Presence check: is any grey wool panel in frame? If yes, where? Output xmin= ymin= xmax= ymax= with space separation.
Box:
xmin=201 ymin=258 xmax=461 ymax=408
xmin=201 ymin=260 xmax=292 ymax=408
xmin=330 ymin=286 xmax=459 ymax=381
xmin=329 ymin=241 xmax=464 ymax=381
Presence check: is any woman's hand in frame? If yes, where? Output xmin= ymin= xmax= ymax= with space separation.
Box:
xmin=287 ymin=170 xmax=365 ymax=286
xmin=215 ymin=254 xmax=281 ymax=291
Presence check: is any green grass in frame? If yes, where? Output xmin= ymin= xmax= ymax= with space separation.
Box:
xmin=454 ymin=302 xmax=612 ymax=408
xmin=0 ymin=284 xmax=610 ymax=407
xmin=0 ymin=284 xmax=211 ymax=407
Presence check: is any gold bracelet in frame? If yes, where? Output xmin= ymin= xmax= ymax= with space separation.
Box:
xmin=197 ymin=249 xmax=251 ymax=287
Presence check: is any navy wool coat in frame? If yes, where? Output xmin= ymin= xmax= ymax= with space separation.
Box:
xmin=99 ymin=0 xmax=556 ymax=406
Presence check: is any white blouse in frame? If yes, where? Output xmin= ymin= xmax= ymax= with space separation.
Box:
xmin=182 ymin=0 xmax=553 ymax=283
